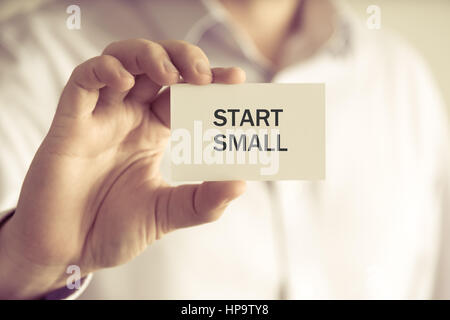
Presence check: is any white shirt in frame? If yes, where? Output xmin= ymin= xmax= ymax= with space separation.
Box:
xmin=0 ymin=0 xmax=449 ymax=299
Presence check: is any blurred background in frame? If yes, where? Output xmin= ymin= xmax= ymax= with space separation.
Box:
xmin=346 ymin=0 xmax=450 ymax=120
xmin=0 ymin=0 xmax=449 ymax=118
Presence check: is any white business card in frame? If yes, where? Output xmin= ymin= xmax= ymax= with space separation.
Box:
xmin=170 ymin=83 xmax=325 ymax=181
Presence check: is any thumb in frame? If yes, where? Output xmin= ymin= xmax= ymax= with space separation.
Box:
xmin=156 ymin=181 xmax=246 ymax=235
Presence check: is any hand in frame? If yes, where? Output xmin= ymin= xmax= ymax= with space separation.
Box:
xmin=0 ymin=39 xmax=246 ymax=299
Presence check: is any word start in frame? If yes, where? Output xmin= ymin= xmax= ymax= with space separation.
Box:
xmin=171 ymin=108 xmax=288 ymax=175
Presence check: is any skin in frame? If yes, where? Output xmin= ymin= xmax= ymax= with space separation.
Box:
xmin=0 ymin=0 xmax=333 ymax=299
xmin=0 ymin=39 xmax=247 ymax=299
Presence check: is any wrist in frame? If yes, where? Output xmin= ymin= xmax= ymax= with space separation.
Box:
xmin=0 ymin=216 xmax=67 ymax=299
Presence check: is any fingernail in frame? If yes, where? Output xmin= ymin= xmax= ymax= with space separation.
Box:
xmin=195 ymin=60 xmax=212 ymax=77
xmin=163 ymin=59 xmax=178 ymax=74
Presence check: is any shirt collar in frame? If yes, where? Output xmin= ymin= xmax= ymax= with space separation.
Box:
xmin=141 ymin=0 xmax=354 ymax=70
xmin=139 ymin=0 xmax=213 ymax=41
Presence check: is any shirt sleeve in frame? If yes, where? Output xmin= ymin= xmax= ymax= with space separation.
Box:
xmin=43 ymin=273 xmax=93 ymax=300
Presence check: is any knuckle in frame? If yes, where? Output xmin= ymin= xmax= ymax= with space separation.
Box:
xmin=135 ymin=37 xmax=150 ymax=43
xmin=139 ymin=41 xmax=161 ymax=59
xmin=102 ymin=40 xmax=120 ymax=54
xmin=96 ymin=54 xmax=117 ymax=67
xmin=70 ymin=64 xmax=91 ymax=89
xmin=72 ymin=63 xmax=84 ymax=76
xmin=93 ymin=56 xmax=120 ymax=79
xmin=72 ymin=59 xmax=94 ymax=80
xmin=178 ymin=42 xmax=203 ymax=58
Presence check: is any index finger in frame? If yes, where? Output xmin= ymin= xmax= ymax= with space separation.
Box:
xmin=103 ymin=39 xmax=180 ymax=86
